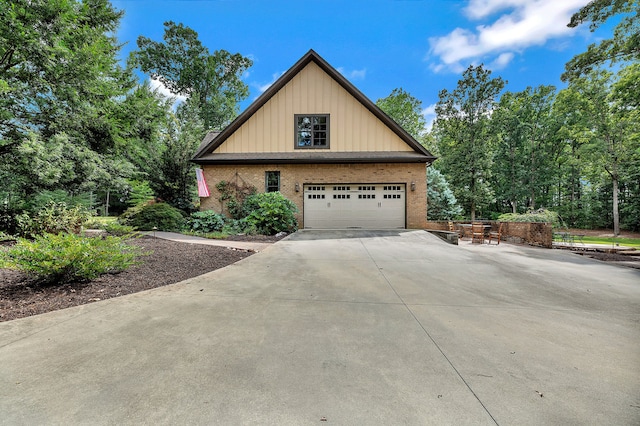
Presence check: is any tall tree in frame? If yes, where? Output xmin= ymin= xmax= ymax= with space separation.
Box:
xmin=133 ymin=21 xmax=252 ymax=130
xmin=0 ymin=0 xmax=129 ymax=150
xmin=376 ymin=88 xmax=461 ymax=219
xmin=562 ymin=0 xmax=639 ymax=81
xmin=552 ymin=86 xmax=592 ymax=227
xmin=148 ymin=98 xmax=206 ymax=212
xmin=0 ymin=0 xmax=146 ymax=210
xmin=376 ymin=88 xmax=427 ymax=141
xmin=564 ymin=68 xmax=639 ymax=235
xmin=491 ymin=86 xmax=559 ymax=213
xmin=0 ymin=0 xmax=177 ymax=220
xmin=427 ymin=168 xmax=463 ymax=220
xmin=434 ymin=65 xmax=505 ymax=220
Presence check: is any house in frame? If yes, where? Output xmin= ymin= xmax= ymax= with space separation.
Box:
xmin=192 ymin=50 xmax=436 ymax=229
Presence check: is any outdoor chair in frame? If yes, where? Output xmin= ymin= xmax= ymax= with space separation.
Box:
xmin=471 ymin=222 xmax=485 ymax=244
xmin=487 ymin=222 xmax=503 ymax=245
xmin=449 ymin=221 xmax=465 ymax=239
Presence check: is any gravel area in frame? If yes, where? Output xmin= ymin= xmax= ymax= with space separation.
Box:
xmin=0 ymin=236 xmax=267 ymax=322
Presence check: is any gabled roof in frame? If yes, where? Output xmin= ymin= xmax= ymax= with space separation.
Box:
xmin=192 ymin=49 xmax=435 ymax=164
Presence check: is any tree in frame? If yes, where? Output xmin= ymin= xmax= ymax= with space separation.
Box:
xmin=0 ymin=0 xmax=129 ymax=149
xmin=563 ymin=68 xmax=639 ymax=235
xmin=562 ymin=0 xmax=639 ymax=81
xmin=376 ymin=88 xmax=427 ymax=141
xmin=0 ymin=0 xmax=143 ymax=211
xmin=434 ymin=65 xmax=505 ymax=220
xmin=491 ymin=86 xmax=559 ymax=213
xmin=552 ymin=86 xmax=592 ymax=227
xmin=148 ymin=98 xmax=206 ymax=212
xmin=376 ymin=88 xmax=460 ymax=219
xmin=113 ymin=81 xmax=173 ymax=173
xmin=133 ymin=21 xmax=253 ymax=130
xmin=427 ymin=168 xmax=462 ymax=220
xmin=0 ymin=1 xmax=179 ymax=220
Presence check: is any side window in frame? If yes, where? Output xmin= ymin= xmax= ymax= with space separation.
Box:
xmin=265 ymin=171 xmax=280 ymax=192
xmin=295 ymin=114 xmax=329 ymax=148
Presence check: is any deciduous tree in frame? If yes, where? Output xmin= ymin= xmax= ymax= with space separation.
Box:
xmin=563 ymin=0 xmax=639 ymax=81
xmin=434 ymin=65 xmax=505 ymax=220
xmin=133 ymin=21 xmax=252 ymax=130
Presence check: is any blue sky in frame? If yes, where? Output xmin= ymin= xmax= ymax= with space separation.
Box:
xmin=112 ymin=0 xmax=607 ymax=127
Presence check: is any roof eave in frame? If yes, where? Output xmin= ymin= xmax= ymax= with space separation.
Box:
xmin=192 ymin=156 xmax=436 ymax=166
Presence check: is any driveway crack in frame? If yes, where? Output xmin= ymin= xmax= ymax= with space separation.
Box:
xmin=359 ymin=238 xmax=500 ymax=426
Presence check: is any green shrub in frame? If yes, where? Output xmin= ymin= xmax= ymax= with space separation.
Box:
xmin=119 ymin=202 xmax=185 ymax=231
xmin=126 ymin=180 xmax=155 ymax=207
xmin=17 ymin=201 xmax=91 ymax=237
xmin=0 ymin=204 xmax=22 ymax=235
xmin=242 ymin=192 xmax=298 ymax=235
xmin=84 ymin=216 xmax=118 ymax=229
xmin=188 ymin=210 xmax=225 ymax=233
xmin=0 ymin=233 xmax=143 ymax=283
xmin=0 ymin=231 xmax=15 ymax=242
xmin=216 ymin=180 xmax=257 ymax=220
xmin=104 ymin=222 xmax=136 ymax=236
xmin=220 ymin=218 xmax=253 ymax=235
xmin=498 ymin=208 xmax=559 ymax=225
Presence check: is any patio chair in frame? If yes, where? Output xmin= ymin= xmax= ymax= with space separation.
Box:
xmin=471 ymin=222 xmax=485 ymax=244
xmin=487 ymin=222 xmax=503 ymax=245
xmin=449 ymin=221 xmax=465 ymax=239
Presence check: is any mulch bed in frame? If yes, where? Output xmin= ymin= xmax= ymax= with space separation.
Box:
xmin=0 ymin=236 xmax=276 ymax=322
xmin=576 ymin=251 xmax=640 ymax=269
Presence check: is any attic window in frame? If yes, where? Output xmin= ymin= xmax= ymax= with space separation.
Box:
xmin=295 ymin=115 xmax=329 ymax=149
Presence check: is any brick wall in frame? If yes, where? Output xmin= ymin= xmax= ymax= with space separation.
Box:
xmin=425 ymin=220 xmax=553 ymax=248
xmin=200 ymin=163 xmax=428 ymax=229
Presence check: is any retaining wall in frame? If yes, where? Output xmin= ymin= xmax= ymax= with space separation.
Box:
xmin=425 ymin=221 xmax=553 ymax=248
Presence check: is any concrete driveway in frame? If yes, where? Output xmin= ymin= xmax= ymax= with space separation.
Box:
xmin=1 ymin=230 xmax=639 ymax=425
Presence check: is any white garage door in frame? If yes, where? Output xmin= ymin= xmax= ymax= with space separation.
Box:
xmin=303 ymin=184 xmax=405 ymax=229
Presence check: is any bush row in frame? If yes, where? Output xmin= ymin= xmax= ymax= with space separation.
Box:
xmin=118 ymin=192 xmax=298 ymax=236
xmin=0 ymin=192 xmax=297 ymax=285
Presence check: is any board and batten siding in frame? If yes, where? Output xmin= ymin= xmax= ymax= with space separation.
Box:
xmin=215 ymin=61 xmax=413 ymax=154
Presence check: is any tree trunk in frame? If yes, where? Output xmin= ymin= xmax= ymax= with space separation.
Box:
xmin=612 ymin=176 xmax=619 ymax=236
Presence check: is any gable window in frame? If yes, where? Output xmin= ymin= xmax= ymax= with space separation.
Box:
xmin=295 ymin=114 xmax=329 ymax=148
xmin=265 ymin=171 xmax=280 ymax=192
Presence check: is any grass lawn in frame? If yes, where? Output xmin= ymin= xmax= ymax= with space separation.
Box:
xmin=578 ymin=236 xmax=640 ymax=249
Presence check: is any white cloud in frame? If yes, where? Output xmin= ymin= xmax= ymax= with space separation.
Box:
xmin=149 ymin=77 xmax=187 ymax=104
xmin=491 ymin=52 xmax=515 ymax=69
xmin=422 ymin=104 xmax=437 ymax=131
xmin=428 ymin=0 xmax=588 ymax=72
xmin=255 ymin=71 xmax=285 ymax=95
xmin=337 ymin=67 xmax=367 ymax=80
xmin=465 ymin=0 xmax=527 ymax=19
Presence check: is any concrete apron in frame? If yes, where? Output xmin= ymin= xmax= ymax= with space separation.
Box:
xmin=0 ymin=230 xmax=639 ymax=425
